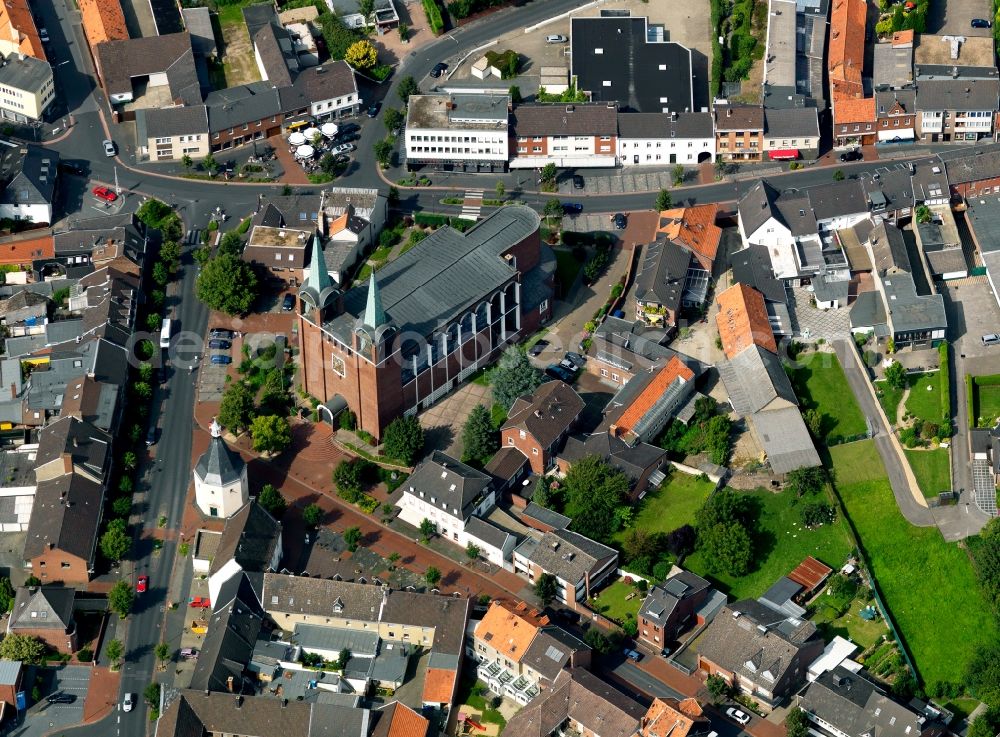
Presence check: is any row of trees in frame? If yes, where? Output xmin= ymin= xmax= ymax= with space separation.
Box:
xmin=373 ymin=76 xmax=421 ymax=168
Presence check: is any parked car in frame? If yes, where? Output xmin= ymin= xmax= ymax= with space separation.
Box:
xmin=726 ymin=708 xmax=751 ymax=726
xmin=179 ymin=648 xmax=199 ymax=659
xmin=189 ymin=597 xmax=211 ymax=608
xmin=211 ymin=354 xmax=233 ymax=365
xmin=983 ymin=334 xmax=1000 ymax=346
xmin=573 ymin=174 xmax=585 ymax=190
xmin=208 ymin=338 xmax=231 ymax=350
xmin=368 ymin=102 xmax=381 ymax=118
xmin=332 ymin=143 xmax=355 ymax=155
xmin=545 ymin=364 xmax=574 ymax=382
xmin=546 ymin=34 xmax=568 ymax=43
xmin=282 ymin=293 xmax=295 ymax=311
xmin=558 ymin=358 xmax=577 ymax=373
xmin=562 ymin=202 xmax=583 ymax=214
xmin=623 ymin=648 xmax=642 ymax=662
xmin=59 ymin=161 xmax=86 ymax=176
xmin=430 ymin=62 xmax=448 ymax=78
xmin=47 ymin=693 xmax=75 ymax=704
xmin=840 ymin=149 xmax=863 ymax=162
xmin=210 ymin=328 xmax=235 ymax=340
xmin=529 ymin=339 xmax=550 ymax=357
xmin=103 ymin=139 xmax=116 ymax=157
xmin=613 ymin=212 xmax=627 ymax=229
xmin=564 ymin=352 xmax=586 ymax=368
xmin=136 ymin=575 xmax=148 ymax=593
xmin=972 ymin=17 xmax=992 ymax=27
xmin=92 ymin=186 xmax=118 ymax=202
xmin=145 ymin=427 xmax=158 ymax=446
xmin=122 ymin=694 xmax=134 ymax=713
xmin=340 ymin=123 xmax=360 ymax=135
xmin=38 ymin=27 xmax=49 ymax=42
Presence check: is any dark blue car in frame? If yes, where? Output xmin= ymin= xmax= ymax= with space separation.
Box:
xmin=211 ymin=355 xmax=232 ymax=365
xmin=545 ymin=364 xmax=574 ymax=382
xmin=562 ymin=202 xmax=583 ymax=214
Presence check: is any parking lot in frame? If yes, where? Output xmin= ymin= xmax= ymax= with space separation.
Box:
xmin=928 ymin=0 xmax=993 ymax=36
xmin=10 ymin=666 xmax=92 ymax=737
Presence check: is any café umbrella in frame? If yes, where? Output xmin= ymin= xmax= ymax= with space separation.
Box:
xmin=295 ymin=144 xmax=316 ymax=159
xmin=288 ymin=131 xmax=307 ymax=146
xmin=321 ymin=122 xmax=339 ymax=138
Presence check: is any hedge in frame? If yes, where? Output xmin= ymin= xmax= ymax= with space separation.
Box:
xmin=422 ymin=0 xmax=444 ymax=35
xmin=938 ymin=342 xmax=950 ymax=421
xmin=413 ymin=212 xmax=477 ymax=231
xmin=967 ymin=374 xmax=976 ymax=429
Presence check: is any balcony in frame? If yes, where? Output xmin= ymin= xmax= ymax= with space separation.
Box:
xmin=476 ymin=660 xmax=540 ymax=705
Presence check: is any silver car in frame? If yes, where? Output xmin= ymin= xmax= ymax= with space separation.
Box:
xmin=103 ymin=139 xmax=116 ymax=157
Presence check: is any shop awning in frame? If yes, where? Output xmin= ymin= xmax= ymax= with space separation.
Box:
xmin=768 ymin=149 xmax=799 ymax=160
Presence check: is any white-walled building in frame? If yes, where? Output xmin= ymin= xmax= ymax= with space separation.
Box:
xmin=291 ymin=62 xmax=360 ymax=120
xmin=617 ymin=112 xmax=714 ymax=166
xmin=510 ymin=103 xmax=618 ymax=169
xmin=207 ymin=500 xmax=282 ymax=605
xmin=193 ymin=418 xmax=248 ymax=519
xmin=404 ymin=94 xmax=510 ymax=172
xmin=396 ymin=451 xmax=514 ymax=566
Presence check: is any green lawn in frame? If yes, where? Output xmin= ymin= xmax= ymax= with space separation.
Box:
xmin=875 ymin=380 xmax=904 ymax=425
xmin=590 ymin=578 xmax=644 ymax=623
xmin=554 ymin=249 xmax=584 ymax=295
xmin=615 ymin=471 xmax=715 ymax=542
xmin=811 ymin=592 xmax=888 ymax=649
xmin=904 ymin=372 xmax=943 ymax=423
xmin=788 ymin=352 xmax=868 ymax=443
xmin=830 ymin=440 xmax=998 ymax=685
xmin=903 ymin=448 xmax=951 ymax=498
xmin=684 ymin=487 xmax=853 ymax=601
xmin=970 ymin=375 xmax=1000 ymax=427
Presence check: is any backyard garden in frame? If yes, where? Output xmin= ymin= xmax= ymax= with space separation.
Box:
xmin=787 ymin=350 xmax=868 ymax=445
xmin=966 ymin=372 xmax=1000 ymax=428
xmin=615 ymin=470 xmax=716 ymax=543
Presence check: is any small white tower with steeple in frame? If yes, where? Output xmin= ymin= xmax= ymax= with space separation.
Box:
xmin=193 ymin=418 xmax=249 ymax=518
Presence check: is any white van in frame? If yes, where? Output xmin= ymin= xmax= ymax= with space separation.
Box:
xmin=982 ymin=334 xmax=1000 ymax=346
xmin=160 ymin=318 xmax=172 ymax=349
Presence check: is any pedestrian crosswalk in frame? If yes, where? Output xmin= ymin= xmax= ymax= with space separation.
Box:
xmin=461 ymin=189 xmax=484 ymax=221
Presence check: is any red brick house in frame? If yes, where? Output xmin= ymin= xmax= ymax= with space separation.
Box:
xmin=501 ymin=381 xmax=584 ymax=474
xmin=637 ymin=570 xmax=710 ymax=650
xmin=7 ymin=586 xmax=77 ymax=653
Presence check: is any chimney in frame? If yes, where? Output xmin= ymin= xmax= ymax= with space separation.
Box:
xmin=235 ymin=695 xmax=243 ymax=708
xmin=565 ymin=105 xmax=574 ymax=113
xmin=227 ymin=676 xmax=234 ymax=692
xmin=726 ymin=108 xmax=733 ymax=117
xmin=282 ymin=699 xmax=288 ymax=708
xmin=9 ymin=383 xmax=14 ymax=399
xmin=609 ymin=423 xmax=618 ymax=437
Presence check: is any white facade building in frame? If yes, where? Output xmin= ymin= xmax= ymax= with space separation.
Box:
xmin=617 ymin=111 xmax=715 ymax=166
xmin=193 ymin=418 xmax=249 ymax=519
xmin=404 ymin=94 xmax=509 ymax=172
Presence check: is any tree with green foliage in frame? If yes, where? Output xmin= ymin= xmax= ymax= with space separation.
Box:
xmin=257 ymin=484 xmax=287 ymax=518
xmin=461 ymin=404 xmax=497 ymax=465
xmin=336 ymin=648 xmax=352 ymax=671
xmin=495 ymin=180 xmax=505 ymax=198
xmin=787 ymin=466 xmax=828 ymax=497
xmin=397 ymin=76 xmax=420 ymax=105
xmin=424 ymin=566 xmax=441 ymax=587
xmin=884 ymin=360 xmax=907 ymax=390
xmin=969 ymin=707 xmax=1000 ymax=737
xmin=152 ymin=261 xmax=169 ymax=287
xmin=0 ymin=578 xmax=14 ymax=613
xmin=466 ymin=542 xmax=481 ymax=560
xmin=136 ymin=199 xmax=172 ymax=228
xmin=383 ymin=107 xmax=404 ymax=134
xmin=105 ymin=638 xmax=124 ymax=665
xmin=113 ymin=496 xmax=132 ymax=518
xmin=508 ymin=85 xmax=522 ymax=104
xmin=160 ymin=240 xmax=181 ymax=269
xmin=915 ymin=204 xmax=932 ymax=224
xmin=564 ymin=455 xmax=631 ymax=543
xmin=530 ymin=572 xmax=557 ymax=605
xmin=334 ymin=458 xmax=375 ymax=496
xmin=833 ymin=169 xmax=845 ymax=181
xmin=343 ymin=526 xmax=363 ymax=552
xmin=302 ymin=503 xmax=323 ymax=527
xmin=196 ymin=254 xmax=258 ymax=315
xmin=827 ymin=573 xmax=858 ymax=600
xmin=202 ymin=152 xmax=218 ymax=177
xmin=218 ymin=381 xmax=256 ymax=435
xmin=0 ymin=634 xmax=44 ymax=664
xmin=383 ymin=415 xmax=424 ymax=465
xmin=109 ymin=579 xmax=135 ymax=619
xmin=346 ymin=39 xmax=378 ymax=69
xmin=583 ymin=627 xmax=613 ymax=655
xmin=699 ymin=521 xmax=753 ymax=576
xmin=100 ymin=519 xmax=131 ymax=562
xmin=398 ymin=21 xmax=409 ymax=41
xmin=803 ymin=408 xmax=825 ymax=438
xmin=532 ymin=476 xmax=554 ymax=509
xmin=706 ymin=674 xmax=732 ymax=703
xmin=800 ymin=501 xmax=835 ymax=527
xmin=540 ymin=163 xmax=558 ymax=187
xmin=784 ymin=709 xmax=809 ymax=737
xmin=218 ymin=231 xmax=244 ymax=258
xmin=419 ymin=518 xmax=436 ymax=542
xmin=965 ymin=637 xmax=1000 ymax=707
xmin=250 ymin=414 xmax=292 ymax=454
xmin=666 ymin=524 xmax=697 ymax=557
xmin=543 ymin=198 xmax=563 ymax=223
xmin=655 ymin=189 xmax=672 ymax=211
xmin=672 ymin=164 xmax=685 ymax=186
xmin=492 ymin=346 xmax=543 ymax=410
xmin=181 ymin=154 xmax=192 ymax=172
xmin=155 ymin=642 xmax=170 ymax=664
xmin=144 ymin=682 xmax=161 ymax=708
xmin=373 ymin=137 xmax=394 ymax=168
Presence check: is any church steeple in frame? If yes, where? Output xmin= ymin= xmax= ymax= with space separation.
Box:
xmin=363 ymin=272 xmax=387 ymax=330
xmin=298 ymin=232 xmax=339 ymax=313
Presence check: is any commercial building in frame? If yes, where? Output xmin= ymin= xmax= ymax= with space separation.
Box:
xmin=714 ymin=104 xmax=764 ymax=162
xmin=0 ymin=53 xmax=54 ymax=123
xmin=510 ymin=103 xmax=618 ymax=169
xmin=617 ymin=112 xmax=714 ymax=166
xmin=404 ymin=94 xmax=509 ymax=172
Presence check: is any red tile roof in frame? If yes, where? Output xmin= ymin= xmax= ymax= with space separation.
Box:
xmin=833 ymin=96 xmax=876 ymax=126
xmin=656 ymin=204 xmax=722 ymax=271
xmin=829 ymin=0 xmax=867 ymax=99
xmin=787 ymin=556 xmax=834 ymax=593
xmin=422 ymin=668 xmax=457 ymax=705
xmin=474 ymin=600 xmax=547 ymax=663
xmin=615 ymin=356 xmax=694 ymax=436
xmin=715 ymin=283 xmax=777 ymax=359
xmin=0 ymin=234 xmax=54 ymax=265
xmin=79 ymin=0 xmax=128 ymax=54
xmin=0 ymin=0 xmax=46 ymax=61
xmin=382 ymin=703 xmax=429 ymax=737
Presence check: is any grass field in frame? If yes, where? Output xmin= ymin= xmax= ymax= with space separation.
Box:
xmin=684 ymin=486 xmax=853 ymax=601
xmin=788 ymin=352 xmax=868 ymax=442
xmin=811 ymin=591 xmax=888 ymax=649
xmin=875 ymin=380 xmax=904 ymax=425
xmin=554 ymin=249 xmax=584 ymax=296
xmin=217 ymin=2 xmax=261 ymax=88
xmin=904 ymin=372 xmax=943 ymax=424
xmin=970 ymin=374 xmax=1000 ymax=427
xmin=903 ymin=448 xmax=951 ymax=498
xmin=590 ymin=578 xmax=644 ymax=623
xmin=615 ymin=471 xmax=715 ymax=543
xmin=830 ymin=440 xmax=998 ymax=685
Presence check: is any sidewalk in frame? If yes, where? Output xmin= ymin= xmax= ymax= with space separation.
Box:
xmin=81 ymin=667 xmax=120 ymax=725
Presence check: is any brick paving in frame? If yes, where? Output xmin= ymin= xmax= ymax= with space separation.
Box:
xmin=81 ymin=667 xmax=120 ymax=725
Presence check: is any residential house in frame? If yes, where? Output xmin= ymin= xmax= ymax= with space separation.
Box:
xmin=94 ymin=33 xmax=201 ymax=106
xmin=32 ymin=416 xmax=110 ymax=484
xmin=585 ymin=316 xmax=702 ymax=388
xmin=872 ymin=31 xmax=913 ymax=91
xmin=245 ymin=4 xmax=297 ymax=87
xmin=484 ymin=447 xmax=529 ymax=496
xmin=193 ymin=418 xmax=249 ymax=519
xmin=798 ymin=666 xmax=927 ymax=737
xmin=910 ymin=157 xmax=951 ymax=205
xmin=396 ymin=451 xmax=514 ymax=566
xmin=875 ymin=89 xmax=917 ymax=145
xmin=189 ymin=576 xmax=266 ymax=693
xmin=512 ymin=528 xmax=618 ymax=604
xmin=637 ymin=570 xmax=711 ymax=650
xmin=828 ymin=0 xmax=867 ymax=101
xmin=404 ymin=94 xmax=509 ymax=173
xmin=501 ymin=381 xmax=584 ymax=474
xmin=7 ymin=585 xmax=77 ymax=652
xmin=471 ymin=600 xmax=591 ymax=705
xmin=46 ymin=212 xmax=148 ymax=280
xmin=655 ymin=204 xmax=721 ymax=279
xmin=729 ymin=244 xmax=793 ymax=337
xmin=134 ymin=106 xmax=210 ymax=162
xmin=570 ymin=15 xmax=693 ymax=114
xmin=616 ymin=112 xmax=715 ymax=166
xmin=558 ymin=431 xmax=667 ymax=501
xmin=23 ymin=472 xmax=105 ymax=583
xmin=696 ymin=599 xmax=825 ymax=710
xmin=714 ymin=104 xmax=764 ymax=162
xmin=501 ymin=668 xmax=647 ymax=737
xmin=716 ymin=283 xmax=778 ymax=359
xmin=763 ymin=108 xmax=821 ymax=161
xmin=290 ymin=62 xmax=360 ymax=120
xmin=297 ymin=206 xmax=554 ymax=440
xmin=0 ymin=143 xmax=58 ymax=224
xmin=320 ymin=187 xmax=386 ymax=282
xmin=510 ymin=103 xmax=618 ymax=169
xmin=0 ymin=0 xmax=46 ymax=61
xmin=834 ymin=97 xmax=876 ymax=147
xmin=206 ymin=82 xmax=284 ymax=152
xmin=640 ymin=698 xmax=714 ymax=737
xmin=325 ymin=0 xmax=400 ymax=30
xmin=207 ymin=498 xmax=282 ymax=605
xmin=78 ymin=0 xmax=128 ymax=71
xmin=242 ymin=224 xmax=310 ymax=276
xmin=0 ymin=53 xmax=55 ymax=123
xmin=942 ymin=146 xmax=1000 ymax=200
xmin=602 ymin=355 xmax=697 ymax=447
xmin=916 ymin=79 xmax=998 ymax=143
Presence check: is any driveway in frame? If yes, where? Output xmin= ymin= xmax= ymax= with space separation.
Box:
xmin=10 ymin=665 xmax=93 ymax=737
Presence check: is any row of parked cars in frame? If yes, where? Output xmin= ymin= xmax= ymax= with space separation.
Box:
xmin=208 ymin=328 xmax=235 ymax=365
xmin=529 ymin=341 xmax=587 ymax=382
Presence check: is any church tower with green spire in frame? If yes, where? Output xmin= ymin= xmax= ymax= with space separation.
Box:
xmin=354 ymin=272 xmax=395 ymax=362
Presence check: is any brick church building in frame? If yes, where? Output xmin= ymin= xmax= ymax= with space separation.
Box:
xmin=297 ymin=205 xmax=555 ymax=439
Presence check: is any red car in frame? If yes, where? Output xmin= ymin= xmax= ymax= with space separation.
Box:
xmin=92 ymin=186 xmax=118 ymax=203
xmin=136 ymin=575 xmax=148 ymax=593
xmin=189 ymin=596 xmax=211 ymax=608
